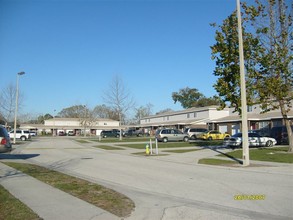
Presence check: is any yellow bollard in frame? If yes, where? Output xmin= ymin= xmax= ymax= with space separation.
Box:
xmin=145 ymin=144 xmax=150 ymax=155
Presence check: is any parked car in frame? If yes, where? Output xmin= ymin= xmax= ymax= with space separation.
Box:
xmin=124 ymin=129 xmax=143 ymax=137
xmin=155 ymin=128 xmax=189 ymax=143
xmin=198 ymin=130 xmax=230 ymax=140
xmin=100 ymin=129 xmax=120 ymax=138
xmin=58 ymin=131 xmax=65 ymax=136
xmin=29 ymin=131 xmax=37 ymax=136
xmin=9 ymin=129 xmax=31 ymax=141
xmin=0 ymin=125 xmax=12 ymax=153
xmin=184 ymin=128 xmax=208 ymax=140
xmin=249 ymin=128 xmax=270 ymax=137
xmin=67 ymin=130 xmax=75 ymax=136
xmin=223 ymin=132 xmax=277 ymax=148
xmin=270 ymin=126 xmax=293 ymax=145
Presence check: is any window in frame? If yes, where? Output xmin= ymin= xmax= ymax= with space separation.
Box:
xmin=187 ymin=113 xmax=190 ymax=118
xmin=247 ymin=106 xmax=253 ymax=112
xmin=194 ymin=112 xmax=197 ymax=118
xmin=259 ymin=121 xmax=270 ymax=129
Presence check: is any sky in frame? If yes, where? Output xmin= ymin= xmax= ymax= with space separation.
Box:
xmin=0 ymin=0 xmax=252 ymax=119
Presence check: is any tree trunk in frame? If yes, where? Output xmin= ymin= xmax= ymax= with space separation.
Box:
xmin=285 ymin=119 xmax=293 ymax=152
xmin=279 ymin=101 xmax=293 ymax=152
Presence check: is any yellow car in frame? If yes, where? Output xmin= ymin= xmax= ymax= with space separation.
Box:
xmin=199 ymin=130 xmax=230 ymax=140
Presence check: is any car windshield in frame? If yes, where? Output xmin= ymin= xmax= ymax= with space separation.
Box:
xmin=232 ymin=133 xmax=242 ymax=137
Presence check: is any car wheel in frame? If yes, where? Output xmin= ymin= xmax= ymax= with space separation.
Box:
xmin=208 ymin=136 xmax=212 ymax=141
xmin=183 ymin=137 xmax=189 ymax=142
xmin=191 ymin=135 xmax=196 ymax=140
xmin=20 ymin=136 xmax=26 ymax=141
xmin=265 ymin=140 xmax=273 ymax=147
xmin=116 ymin=134 xmax=120 ymax=138
xmin=163 ymin=137 xmax=168 ymax=143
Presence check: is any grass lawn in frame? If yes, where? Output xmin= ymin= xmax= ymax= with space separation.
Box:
xmin=162 ymin=149 xmax=201 ymax=153
xmin=131 ymin=152 xmax=169 ymax=156
xmin=89 ymin=137 xmax=152 ymax=143
xmin=219 ymin=147 xmax=293 ymax=163
xmin=119 ymin=140 xmax=223 ymax=149
xmin=3 ymin=162 xmax=135 ymax=218
xmin=94 ymin=145 xmax=125 ymax=150
xmin=0 ymin=185 xmax=41 ymax=220
xmin=75 ymin=139 xmax=91 ymax=143
xmin=198 ymin=158 xmax=239 ymax=166
xmin=119 ymin=142 xmax=191 ymax=149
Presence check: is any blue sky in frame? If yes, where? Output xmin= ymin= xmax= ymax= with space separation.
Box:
xmin=0 ymin=0 xmax=249 ymax=118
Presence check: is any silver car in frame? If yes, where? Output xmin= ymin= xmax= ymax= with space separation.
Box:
xmin=0 ymin=125 xmax=12 ymax=153
xmin=223 ymin=132 xmax=277 ymax=148
xmin=155 ymin=129 xmax=189 ymax=143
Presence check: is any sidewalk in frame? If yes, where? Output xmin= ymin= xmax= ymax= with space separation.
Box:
xmin=0 ymin=162 xmax=119 ymax=220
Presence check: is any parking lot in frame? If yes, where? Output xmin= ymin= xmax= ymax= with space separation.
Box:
xmin=1 ymin=137 xmax=293 ymax=220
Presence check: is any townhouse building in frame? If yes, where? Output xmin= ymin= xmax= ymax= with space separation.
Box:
xmin=20 ymin=117 xmax=120 ymax=136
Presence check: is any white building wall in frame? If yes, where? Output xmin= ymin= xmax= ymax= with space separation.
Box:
xmin=44 ymin=118 xmax=119 ymax=127
xmin=209 ymin=109 xmax=230 ymax=120
xmin=140 ymin=107 xmax=230 ymax=126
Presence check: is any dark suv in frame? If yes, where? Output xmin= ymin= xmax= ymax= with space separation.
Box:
xmin=100 ymin=129 xmax=120 ymax=138
xmin=124 ymin=129 xmax=143 ymax=137
xmin=270 ymin=126 xmax=293 ymax=144
xmin=0 ymin=125 xmax=12 ymax=153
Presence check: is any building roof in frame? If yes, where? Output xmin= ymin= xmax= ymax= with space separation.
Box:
xmin=46 ymin=117 xmax=116 ymax=122
xmin=141 ymin=106 xmax=226 ymax=119
xmin=211 ymin=110 xmax=293 ymax=123
xmin=140 ymin=118 xmax=210 ymax=127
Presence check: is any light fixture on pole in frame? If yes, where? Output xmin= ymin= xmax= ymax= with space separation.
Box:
xmin=236 ymin=0 xmax=249 ymax=166
xmin=13 ymin=71 xmax=25 ymax=144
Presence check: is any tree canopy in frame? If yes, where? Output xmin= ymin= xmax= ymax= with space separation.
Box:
xmin=211 ymin=0 xmax=293 ymax=151
xmin=172 ymin=87 xmax=220 ymax=109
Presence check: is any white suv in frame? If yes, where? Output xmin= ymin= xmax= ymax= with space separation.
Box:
xmin=184 ymin=128 xmax=208 ymax=140
xmin=9 ymin=129 xmax=31 ymax=141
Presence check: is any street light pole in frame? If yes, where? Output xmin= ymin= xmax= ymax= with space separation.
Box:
xmin=13 ymin=71 xmax=25 ymax=144
xmin=237 ymin=0 xmax=249 ymax=166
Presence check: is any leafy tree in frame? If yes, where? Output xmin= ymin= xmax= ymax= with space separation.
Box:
xmin=211 ymin=0 xmax=293 ymax=151
xmin=172 ymin=87 xmax=203 ymax=108
xmin=172 ymin=87 xmax=220 ymax=108
xmin=37 ymin=114 xmax=53 ymax=124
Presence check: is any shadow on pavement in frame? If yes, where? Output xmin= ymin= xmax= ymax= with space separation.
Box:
xmin=0 ymin=153 xmax=40 ymax=160
xmin=201 ymin=145 xmax=243 ymax=165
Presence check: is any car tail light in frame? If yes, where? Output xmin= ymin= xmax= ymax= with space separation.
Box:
xmin=1 ymin=138 xmax=7 ymax=145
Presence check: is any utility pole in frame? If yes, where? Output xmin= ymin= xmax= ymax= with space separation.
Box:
xmin=237 ymin=0 xmax=249 ymax=166
xmin=13 ymin=71 xmax=25 ymax=144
